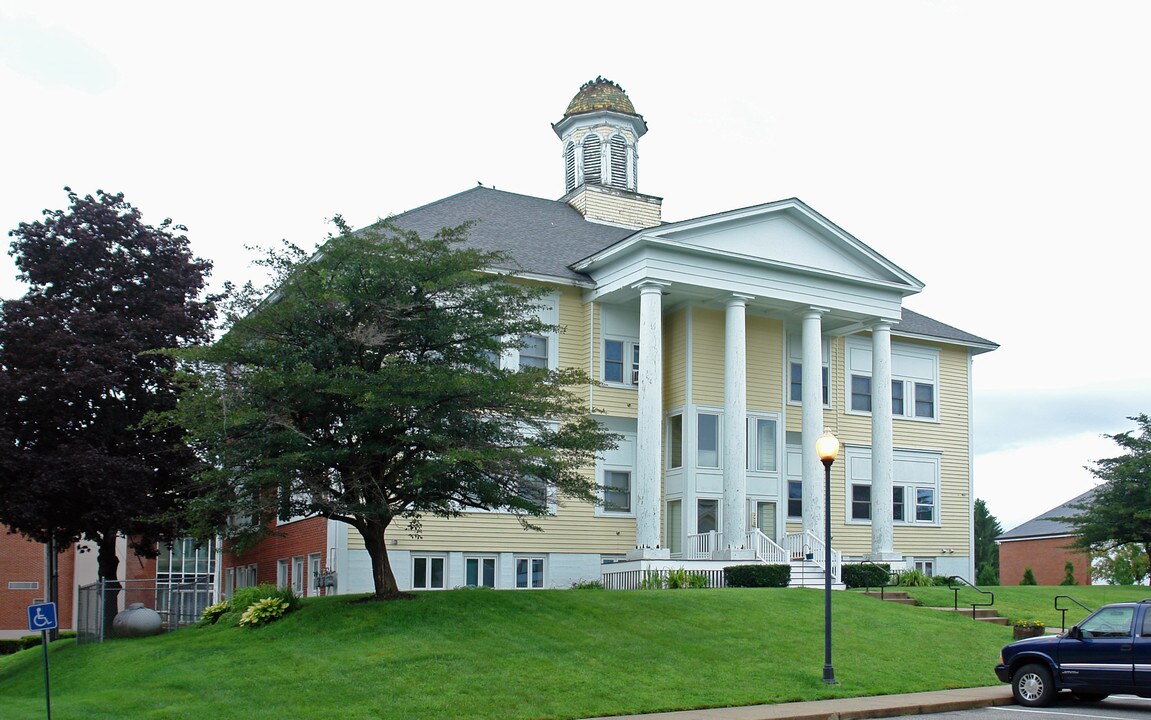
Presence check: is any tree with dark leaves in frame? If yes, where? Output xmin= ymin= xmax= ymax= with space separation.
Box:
xmin=0 ymin=188 xmax=217 ymax=624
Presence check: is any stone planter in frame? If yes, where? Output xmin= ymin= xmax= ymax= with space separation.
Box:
xmin=1013 ymin=626 xmax=1045 ymax=640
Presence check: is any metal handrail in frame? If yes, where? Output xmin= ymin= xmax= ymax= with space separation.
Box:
xmin=856 ymin=559 xmax=898 ymax=599
xmin=1054 ymin=595 xmax=1093 ymax=632
xmin=946 ymin=575 xmax=994 ymax=620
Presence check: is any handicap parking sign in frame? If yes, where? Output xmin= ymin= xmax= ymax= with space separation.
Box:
xmin=27 ymin=602 xmax=58 ymax=632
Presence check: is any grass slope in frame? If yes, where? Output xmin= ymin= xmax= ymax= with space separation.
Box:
xmin=0 ymin=587 xmax=1035 ymax=720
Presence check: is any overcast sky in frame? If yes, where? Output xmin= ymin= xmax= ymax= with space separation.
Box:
xmin=3 ymin=1 xmax=1149 ymax=531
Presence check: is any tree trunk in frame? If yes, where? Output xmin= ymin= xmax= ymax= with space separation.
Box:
xmin=97 ymin=531 xmax=122 ymax=637
xmin=360 ymin=519 xmax=401 ymax=598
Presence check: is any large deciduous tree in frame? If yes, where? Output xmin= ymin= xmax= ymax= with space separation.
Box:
xmin=164 ymin=219 xmax=617 ymax=599
xmin=0 ymin=188 xmax=217 ymax=617
xmin=1066 ymin=414 xmax=1151 ymax=574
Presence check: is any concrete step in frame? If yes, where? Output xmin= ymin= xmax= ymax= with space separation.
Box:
xmin=929 ymin=607 xmax=1010 ymax=625
xmin=863 ymin=590 xmax=917 ymax=604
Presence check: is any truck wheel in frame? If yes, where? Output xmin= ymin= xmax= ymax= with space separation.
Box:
xmin=1012 ymin=663 xmax=1055 ymax=707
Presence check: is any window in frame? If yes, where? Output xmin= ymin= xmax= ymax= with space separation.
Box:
xmin=667 ymin=500 xmax=682 ymax=554
xmin=413 ymin=556 xmax=445 ymax=590
xmin=8 ymin=581 xmax=38 ymax=590
xmin=668 ymin=414 xmax=683 ymax=469
xmin=914 ymin=559 xmax=934 ymax=576
xmin=787 ymin=480 xmax=802 ymax=518
xmin=748 ymin=417 xmax=778 ymax=472
xmin=844 ymin=447 xmax=941 ymax=526
xmin=518 ymin=334 xmax=548 ymax=370
xmin=604 ymin=470 xmax=631 ymax=512
xmin=466 ymin=557 xmax=496 ymax=588
xmin=697 ymin=413 xmax=719 ymax=468
xmin=308 ymin=554 xmax=322 ymax=596
xmin=515 ymin=557 xmax=545 ymax=589
xmin=292 ymin=556 xmax=305 ymax=595
xmin=277 ymin=559 xmax=290 ymax=589
xmin=519 ymin=475 xmax=552 ymax=510
xmin=697 ymin=499 xmax=718 ymax=534
xmin=787 ymin=336 xmax=830 ymax=406
xmin=603 ymin=339 xmax=640 ymax=384
xmin=851 ymin=485 xmax=871 ymax=520
xmin=582 ymin=135 xmax=602 ymax=185
xmin=845 ymin=338 xmax=940 ymax=420
xmin=790 ymin=363 xmax=830 ymax=405
xmin=850 ymin=375 xmax=872 ymax=412
xmin=915 ymin=488 xmax=936 ymax=522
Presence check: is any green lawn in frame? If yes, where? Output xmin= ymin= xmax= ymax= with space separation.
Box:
xmin=0 ymin=585 xmax=1095 ymax=720
xmin=896 ymin=584 xmax=1150 ymax=630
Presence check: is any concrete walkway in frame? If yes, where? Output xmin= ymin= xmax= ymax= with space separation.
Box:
xmin=584 ymin=685 xmax=1013 ymax=720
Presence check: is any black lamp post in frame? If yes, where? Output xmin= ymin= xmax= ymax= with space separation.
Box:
xmin=816 ymin=428 xmax=840 ymax=685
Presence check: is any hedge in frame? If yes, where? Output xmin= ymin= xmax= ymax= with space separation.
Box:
xmin=0 ymin=631 xmax=77 ymax=655
xmin=724 ymin=564 xmax=790 ymax=587
xmin=841 ymin=563 xmax=893 ymax=589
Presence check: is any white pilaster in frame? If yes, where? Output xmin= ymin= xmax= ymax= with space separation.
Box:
xmin=801 ymin=309 xmax=827 ymax=539
xmin=723 ymin=295 xmax=753 ymax=558
xmin=870 ymin=320 xmax=899 ymax=561
xmin=631 ymin=281 xmax=668 ymax=559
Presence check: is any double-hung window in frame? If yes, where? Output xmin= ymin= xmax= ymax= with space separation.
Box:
xmin=845 ymin=338 xmax=939 ymax=420
xmin=603 ymin=471 xmax=632 ymax=512
xmin=515 ymin=294 xmax=559 ymax=372
xmin=697 ymin=413 xmax=720 ymax=468
xmin=603 ymin=339 xmax=640 ymax=385
xmin=845 ymin=447 xmax=941 ymax=525
xmin=747 ymin=416 xmax=778 ymax=473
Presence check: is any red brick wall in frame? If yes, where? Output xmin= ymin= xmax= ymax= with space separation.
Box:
xmin=1000 ymin=536 xmax=1092 ymax=586
xmin=221 ymin=516 xmax=328 ymax=596
xmin=0 ymin=530 xmax=77 ymax=634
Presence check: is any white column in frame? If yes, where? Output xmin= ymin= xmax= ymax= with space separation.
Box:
xmin=632 ymin=281 xmax=668 ymax=559
xmin=870 ymin=320 xmax=899 ymax=561
xmin=723 ymin=295 xmax=753 ymax=557
xmin=801 ymin=309 xmax=827 ymax=539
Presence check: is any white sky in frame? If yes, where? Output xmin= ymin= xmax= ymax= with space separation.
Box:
xmin=3 ymin=1 xmax=1149 ymax=531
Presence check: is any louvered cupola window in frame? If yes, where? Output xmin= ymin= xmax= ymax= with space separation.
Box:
xmin=609 ymin=135 xmax=628 ymax=189
xmin=582 ymin=134 xmax=602 ymax=186
xmin=564 ymin=142 xmax=577 ymax=192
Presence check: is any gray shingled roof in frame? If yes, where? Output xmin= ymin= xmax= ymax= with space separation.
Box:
xmin=383 ymin=186 xmax=630 ymax=282
xmin=997 ymin=487 xmax=1098 ymax=541
xmin=896 ymin=308 xmax=998 ymax=351
xmin=380 ymin=186 xmax=995 ymax=349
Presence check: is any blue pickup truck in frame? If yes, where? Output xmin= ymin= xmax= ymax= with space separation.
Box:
xmin=995 ymin=599 xmax=1151 ymax=706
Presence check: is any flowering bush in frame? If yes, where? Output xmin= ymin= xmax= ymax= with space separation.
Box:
xmin=1014 ymin=619 xmax=1045 ymax=630
xmin=238 ymin=597 xmax=290 ymax=627
xmin=199 ymin=601 xmax=231 ymax=626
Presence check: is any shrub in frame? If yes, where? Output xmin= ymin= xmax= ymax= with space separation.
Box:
xmin=569 ymin=579 xmax=604 ymax=590
xmin=931 ymin=574 xmax=952 ymax=586
xmin=1 ymin=631 xmax=77 ymax=654
xmin=842 ymin=563 xmax=891 ymax=589
xmin=239 ymin=597 xmax=290 ymax=627
xmin=666 ymin=567 xmax=710 ymax=589
xmin=898 ymin=569 xmax=932 ymax=587
xmin=1014 ymin=619 xmax=1045 ymax=630
xmin=724 ymin=564 xmax=790 ymax=588
xmin=976 ymin=562 xmax=999 ymax=586
xmin=1021 ymin=568 xmax=1037 ymax=585
xmin=200 ymin=601 xmax=231 ymax=626
xmin=1061 ymin=561 xmax=1078 ymax=586
xmin=220 ymin=584 xmax=301 ymax=626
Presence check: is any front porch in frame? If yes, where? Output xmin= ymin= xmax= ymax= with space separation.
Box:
xmin=601 ymin=529 xmax=843 ymax=589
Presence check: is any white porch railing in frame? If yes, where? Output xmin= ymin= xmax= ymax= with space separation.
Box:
xmin=684 ymin=529 xmax=789 ymax=564
xmin=785 ymin=530 xmax=841 ymax=584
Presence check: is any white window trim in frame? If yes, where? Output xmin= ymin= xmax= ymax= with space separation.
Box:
xmin=746 ymin=413 xmax=781 ymax=475
xmin=843 ymin=446 xmax=942 ymax=527
xmin=844 ymin=338 xmax=941 ymax=423
xmin=503 ymin=292 xmax=560 ymax=372
xmin=666 ymin=409 xmax=685 ymax=470
xmin=601 ymin=335 xmax=640 ymax=387
xmin=695 ymin=407 xmax=723 ymax=470
xmin=463 ymin=555 xmax=498 ymax=589
xmin=513 ymin=556 xmax=546 ymax=589
xmin=412 ymin=554 xmax=448 ymax=590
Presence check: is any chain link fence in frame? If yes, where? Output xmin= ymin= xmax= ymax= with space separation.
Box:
xmin=76 ymin=578 xmax=215 ymax=644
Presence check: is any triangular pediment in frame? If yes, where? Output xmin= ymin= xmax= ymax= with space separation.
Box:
xmin=647 ymin=199 xmax=919 ymax=288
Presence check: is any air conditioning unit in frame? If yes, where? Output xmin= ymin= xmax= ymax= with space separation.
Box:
xmin=630 ymin=368 xmax=640 ymax=385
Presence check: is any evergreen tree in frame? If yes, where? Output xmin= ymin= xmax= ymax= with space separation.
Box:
xmin=1060 ymin=560 xmax=1078 ymax=586
xmin=1021 ymin=567 xmax=1037 ymax=585
xmin=973 ymin=498 xmax=1003 ymax=583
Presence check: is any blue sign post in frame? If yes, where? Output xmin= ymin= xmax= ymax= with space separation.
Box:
xmin=27 ymin=602 xmax=56 ymax=720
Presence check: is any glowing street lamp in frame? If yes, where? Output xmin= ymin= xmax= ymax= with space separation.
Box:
xmin=816 ymin=428 xmax=840 ymax=684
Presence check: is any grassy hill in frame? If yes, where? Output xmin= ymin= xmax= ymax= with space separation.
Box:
xmin=2 ymin=585 xmax=1137 ymax=720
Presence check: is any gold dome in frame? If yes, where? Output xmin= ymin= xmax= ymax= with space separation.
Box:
xmin=564 ymin=76 xmax=639 ymax=117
